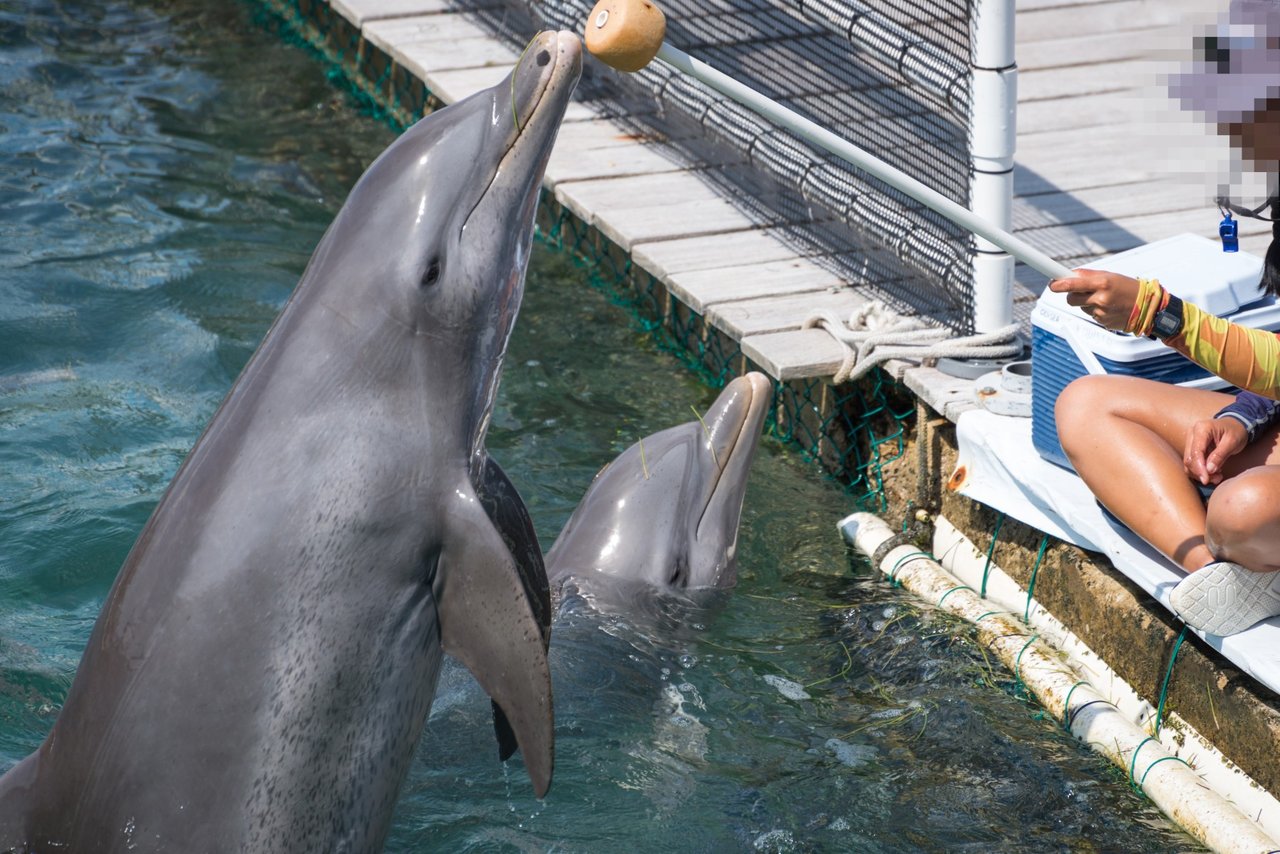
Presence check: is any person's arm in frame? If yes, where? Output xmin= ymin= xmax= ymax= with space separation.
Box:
xmin=1214 ymin=390 xmax=1280 ymax=441
xmin=1049 ymin=270 xmax=1280 ymax=399
xmin=1184 ymin=391 xmax=1280 ymax=485
xmin=1167 ymin=300 xmax=1280 ymax=399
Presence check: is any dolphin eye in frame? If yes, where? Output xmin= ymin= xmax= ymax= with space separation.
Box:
xmin=421 ymin=257 xmax=441 ymax=288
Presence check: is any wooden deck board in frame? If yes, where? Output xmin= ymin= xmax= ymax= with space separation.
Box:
xmin=740 ymin=329 xmax=846 ymax=381
xmin=331 ymin=0 xmax=452 ymax=27
xmin=707 ymin=288 xmax=870 ymax=338
xmin=665 ymin=257 xmax=846 ymax=314
xmin=363 ymin=13 xmax=494 ymax=55
xmin=395 ymin=35 xmax=519 ymax=76
xmin=554 ymin=170 xmax=724 ymax=225
xmin=545 ymin=143 xmax=691 ymax=189
xmin=1016 ymin=0 xmax=1208 ymax=44
xmin=596 ymin=199 xmax=761 ymax=253
xmin=1016 ymin=90 xmax=1147 ymax=135
xmin=337 ymin=0 xmax=1266 ymax=384
xmin=632 ymin=229 xmax=813 ymax=279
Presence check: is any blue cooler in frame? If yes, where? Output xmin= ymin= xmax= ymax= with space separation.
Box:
xmin=1031 ymin=233 xmax=1270 ymax=469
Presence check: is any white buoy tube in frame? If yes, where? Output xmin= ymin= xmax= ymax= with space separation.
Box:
xmin=654 ymin=42 xmax=1072 ymax=283
xmin=839 ymin=512 xmax=1279 ymax=854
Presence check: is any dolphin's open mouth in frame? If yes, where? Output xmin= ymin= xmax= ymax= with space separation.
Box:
xmin=695 ymin=372 xmax=772 ymax=534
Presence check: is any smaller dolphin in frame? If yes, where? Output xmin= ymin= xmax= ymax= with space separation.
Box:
xmin=547 ymin=372 xmax=772 ymax=603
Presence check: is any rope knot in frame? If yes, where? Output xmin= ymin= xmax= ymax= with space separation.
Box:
xmin=803 ymin=300 xmax=1022 ymax=384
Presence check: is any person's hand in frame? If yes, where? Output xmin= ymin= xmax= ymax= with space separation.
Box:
xmin=1184 ymin=416 xmax=1248 ymax=486
xmin=1047 ymin=269 xmax=1142 ymax=331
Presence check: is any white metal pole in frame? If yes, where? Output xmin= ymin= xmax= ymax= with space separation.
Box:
xmin=652 ymin=41 xmax=1071 ymax=285
xmin=969 ymin=0 xmax=1018 ymax=331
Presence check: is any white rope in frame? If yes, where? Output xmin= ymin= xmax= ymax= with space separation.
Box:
xmin=803 ymin=300 xmax=1023 ymax=383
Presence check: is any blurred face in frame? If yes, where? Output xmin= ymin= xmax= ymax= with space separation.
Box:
xmin=1222 ymin=100 xmax=1280 ymax=169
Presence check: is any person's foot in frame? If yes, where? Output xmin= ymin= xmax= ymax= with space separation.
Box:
xmin=1169 ymin=561 xmax=1280 ymax=636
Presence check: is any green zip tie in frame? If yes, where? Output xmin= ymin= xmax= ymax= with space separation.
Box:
xmin=1066 ymin=699 xmax=1112 ymax=730
xmin=974 ymin=611 xmax=1001 ymax=623
xmin=1128 ymin=736 xmax=1157 ymax=792
xmin=980 ymin=512 xmax=1006 ymax=598
xmin=1061 ymin=680 xmax=1090 ymax=730
xmin=889 ymin=550 xmax=932 ymax=587
xmin=1155 ymin=627 xmax=1189 ymax=735
xmin=1014 ymin=634 xmax=1040 ymax=686
xmin=937 ymin=585 xmax=972 ymax=608
xmin=1138 ymin=755 xmax=1192 ymax=793
xmin=1023 ymin=534 xmax=1051 ymax=623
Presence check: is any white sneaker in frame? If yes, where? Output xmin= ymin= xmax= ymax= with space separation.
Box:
xmin=1169 ymin=561 xmax=1280 ymax=636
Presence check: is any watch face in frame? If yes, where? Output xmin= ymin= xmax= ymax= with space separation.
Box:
xmin=1154 ymin=300 xmax=1183 ymax=339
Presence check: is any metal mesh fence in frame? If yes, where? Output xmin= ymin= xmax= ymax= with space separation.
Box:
xmin=459 ymin=0 xmax=978 ymax=330
xmin=537 ymin=199 xmax=915 ymax=510
xmin=253 ymin=0 xmax=920 ymax=509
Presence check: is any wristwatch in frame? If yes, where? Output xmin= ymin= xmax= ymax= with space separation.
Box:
xmin=1151 ymin=293 xmax=1185 ymax=340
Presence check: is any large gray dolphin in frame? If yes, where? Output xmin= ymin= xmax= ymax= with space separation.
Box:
xmin=548 ymin=372 xmax=772 ymax=609
xmin=0 ymin=30 xmax=581 ymax=853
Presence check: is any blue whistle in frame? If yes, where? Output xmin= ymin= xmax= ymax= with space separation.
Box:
xmin=1219 ymin=213 xmax=1239 ymax=252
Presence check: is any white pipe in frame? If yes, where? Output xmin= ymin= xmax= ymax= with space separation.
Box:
xmin=930 ymin=515 xmax=1280 ymax=841
xmin=653 ymin=42 xmax=1072 ymax=285
xmin=971 ymin=0 xmax=1016 ymax=71
xmin=838 ymin=511 xmax=1280 ymax=854
xmin=969 ymin=0 xmax=1017 ymax=330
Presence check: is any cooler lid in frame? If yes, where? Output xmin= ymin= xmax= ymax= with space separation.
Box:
xmin=1037 ymin=233 xmax=1264 ymax=317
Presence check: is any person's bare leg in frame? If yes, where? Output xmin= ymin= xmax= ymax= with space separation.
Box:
xmin=1205 ymin=465 xmax=1280 ymax=573
xmin=1055 ymin=375 xmax=1233 ymax=571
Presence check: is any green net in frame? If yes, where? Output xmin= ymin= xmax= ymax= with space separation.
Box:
xmin=250 ymin=0 xmax=917 ymax=511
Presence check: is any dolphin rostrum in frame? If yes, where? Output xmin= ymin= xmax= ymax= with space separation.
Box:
xmin=548 ymin=372 xmax=772 ymax=605
xmin=0 ymin=30 xmax=581 ymax=853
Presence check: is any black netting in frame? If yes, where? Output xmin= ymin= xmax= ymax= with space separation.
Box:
xmin=457 ymin=0 xmax=977 ymax=330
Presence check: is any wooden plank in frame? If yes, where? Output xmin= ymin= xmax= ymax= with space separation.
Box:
xmin=554 ymin=170 xmax=723 ymax=224
xmin=1016 ymin=210 xmax=1271 ymax=261
xmin=394 ymin=35 xmax=519 ymax=77
xmin=596 ymin=199 xmax=760 ymax=252
xmin=1013 ymin=181 xmax=1205 ymax=230
xmin=632 ymin=229 xmax=807 ymax=279
xmin=1017 ymin=60 xmax=1156 ymax=104
xmin=707 ymin=288 xmax=871 ymax=338
xmin=1017 ymin=0 xmax=1210 ymax=44
xmin=1016 ymin=0 xmax=1138 ymax=12
xmin=1013 ymin=126 xmax=1198 ymax=196
xmin=331 ymin=0 xmax=442 ymax=27
xmin=667 ymin=257 xmax=846 ymax=314
xmin=419 ymin=64 xmax=510 ymax=103
xmin=545 ymin=142 xmax=690 ymax=188
xmin=1016 ymin=90 xmax=1149 ymax=135
xmin=1016 ymin=28 xmax=1166 ymax=71
xmin=551 ymin=120 xmax=680 ymax=156
xmin=363 ymin=13 xmax=493 ymax=56
xmin=902 ymin=365 xmax=979 ymax=422
xmin=741 ymin=328 xmax=846 ymax=381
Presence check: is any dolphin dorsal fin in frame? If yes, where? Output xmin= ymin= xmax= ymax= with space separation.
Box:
xmin=437 ymin=484 xmax=554 ymax=797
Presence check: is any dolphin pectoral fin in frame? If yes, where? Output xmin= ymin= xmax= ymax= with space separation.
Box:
xmin=438 ymin=492 xmax=554 ymax=798
xmin=476 ymin=456 xmax=551 ymax=640
xmin=475 ymin=457 xmax=552 ymax=763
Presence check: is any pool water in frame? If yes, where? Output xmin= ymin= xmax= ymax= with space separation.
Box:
xmin=0 ymin=0 xmax=1203 ymax=850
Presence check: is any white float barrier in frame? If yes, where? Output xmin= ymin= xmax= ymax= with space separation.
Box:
xmin=839 ymin=511 xmax=1280 ymax=854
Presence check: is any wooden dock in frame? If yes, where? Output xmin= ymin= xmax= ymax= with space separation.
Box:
xmin=324 ymin=0 xmax=1267 ymax=420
